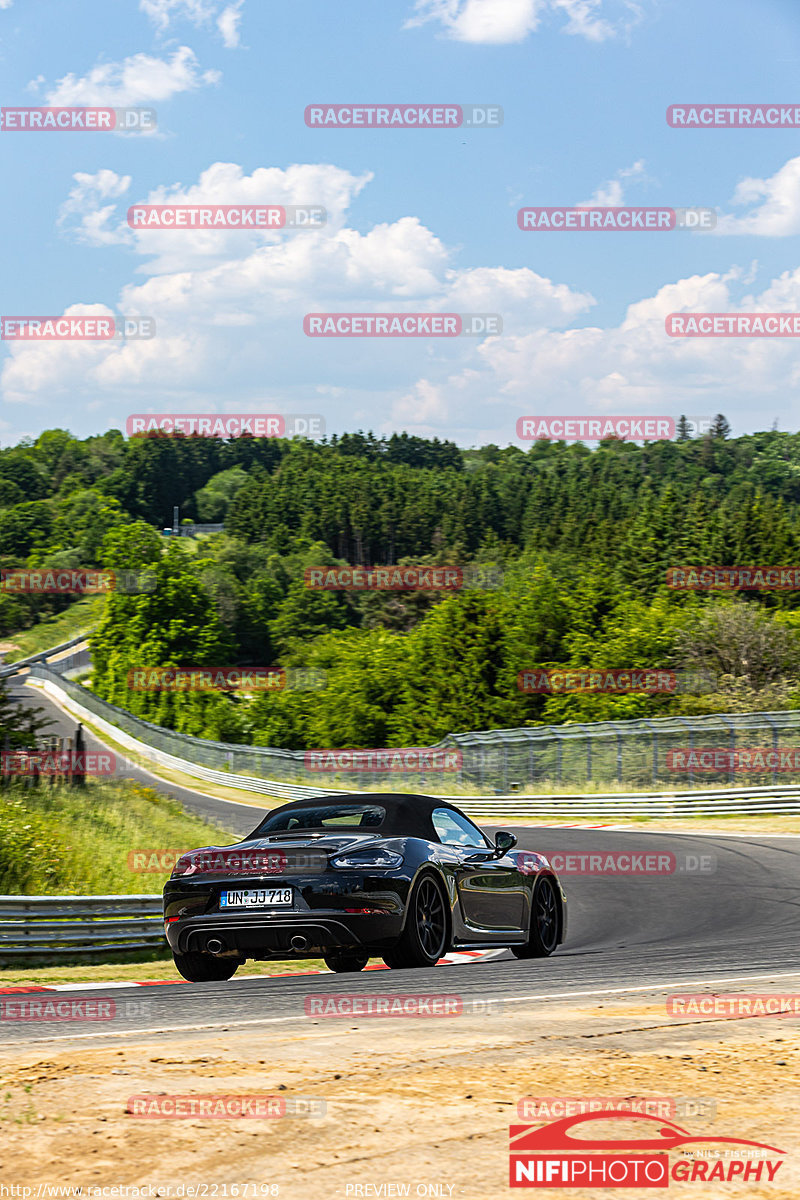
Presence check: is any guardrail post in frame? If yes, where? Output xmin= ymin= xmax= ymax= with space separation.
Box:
xmin=766 ymin=715 xmax=779 ymax=785
xmin=73 ymin=723 xmax=86 ymax=787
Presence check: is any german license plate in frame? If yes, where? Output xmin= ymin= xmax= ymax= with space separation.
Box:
xmin=220 ymin=888 xmax=293 ymax=908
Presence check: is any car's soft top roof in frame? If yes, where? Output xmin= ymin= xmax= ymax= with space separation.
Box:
xmin=251 ymin=793 xmax=468 ymax=838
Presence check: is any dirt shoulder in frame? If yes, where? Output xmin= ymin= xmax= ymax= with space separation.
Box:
xmin=0 ymin=986 xmax=796 ymax=1199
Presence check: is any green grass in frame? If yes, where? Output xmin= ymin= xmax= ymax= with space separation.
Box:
xmin=0 ymin=956 xmax=332 ymax=986
xmin=4 ymin=596 xmax=102 ymax=659
xmin=0 ymin=777 xmax=238 ymax=894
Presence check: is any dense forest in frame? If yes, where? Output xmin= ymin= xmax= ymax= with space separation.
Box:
xmin=3 ymin=420 xmax=800 ymax=749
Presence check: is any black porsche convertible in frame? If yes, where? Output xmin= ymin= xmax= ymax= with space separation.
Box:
xmin=163 ymin=793 xmax=567 ymax=981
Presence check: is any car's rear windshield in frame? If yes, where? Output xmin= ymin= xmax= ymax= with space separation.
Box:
xmin=254 ymin=804 xmax=387 ymax=832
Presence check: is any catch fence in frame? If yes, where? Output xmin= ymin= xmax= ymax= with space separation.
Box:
xmin=26 ymin=664 xmax=800 ymax=793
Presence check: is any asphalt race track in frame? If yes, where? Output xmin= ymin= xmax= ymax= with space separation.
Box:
xmin=2 ymin=677 xmax=799 ymax=1046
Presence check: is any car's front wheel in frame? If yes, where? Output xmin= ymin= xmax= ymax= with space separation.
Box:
xmin=383 ymin=874 xmax=448 ymax=969
xmin=173 ymin=951 xmax=241 ymax=982
xmin=323 ymin=950 xmax=370 ymax=973
xmin=511 ymin=875 xmax=560 ymax=958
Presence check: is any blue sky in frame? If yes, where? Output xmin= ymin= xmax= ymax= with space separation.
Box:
xmin=1 ymin=0 xmax=800 ymax=447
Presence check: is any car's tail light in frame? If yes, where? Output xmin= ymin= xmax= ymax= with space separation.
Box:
xmin=170 ymin=849 xmax=210 ymax=878
xmin=170 ymin=847 xmax=288 ymax=877
xmin=330 ymin=849 xmax=403 ymax=869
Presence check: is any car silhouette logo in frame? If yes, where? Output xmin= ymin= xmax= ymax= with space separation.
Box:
xmin=510 ymin=1109 xmax=786 ymax=1155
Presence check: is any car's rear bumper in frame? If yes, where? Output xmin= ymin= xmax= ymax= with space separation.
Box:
xmin=165 ymin=911 xmax=403 ymax=957
xmin=163 ymin=870 xmax=412 ymax=959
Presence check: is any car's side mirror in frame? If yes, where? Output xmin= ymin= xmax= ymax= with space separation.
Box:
xmin=494 ymin=830 xmax=517 ymax=856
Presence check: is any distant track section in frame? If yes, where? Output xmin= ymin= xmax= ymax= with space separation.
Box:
xmin=24 ymin=670 xmax=800 ymax=817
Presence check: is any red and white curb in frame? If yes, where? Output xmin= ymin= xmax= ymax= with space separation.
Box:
xmin=0 ymin=948 xmax=503 ymax=995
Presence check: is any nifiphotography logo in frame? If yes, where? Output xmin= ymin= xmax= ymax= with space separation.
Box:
xmin=509 ymin=1110 xmax=786 ymax=1187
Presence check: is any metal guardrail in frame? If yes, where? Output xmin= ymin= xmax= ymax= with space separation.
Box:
xmin=0 ymin=895 xmax=164 ymax=960
xmin=0 ymin=634 xmax=89 ymax=680
xmin=28 ymin=661 xmax=800 ymax=793
xmin=455 ymin=785 xmax=800 ymax=820
xmin=28 ymin=667 xmax=336 ymax=801
xmin=23 ymin=670 xmax=800 ymax=816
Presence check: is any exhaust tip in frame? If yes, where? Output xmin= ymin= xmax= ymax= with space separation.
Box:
xmin=206 ymin=937 xmax=224 ymax=955
xmin=290 ymin=934 xmax=308 ymax=952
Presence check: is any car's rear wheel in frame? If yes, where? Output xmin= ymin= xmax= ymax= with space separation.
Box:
xmin=172 ymin=950 xmax=241 ymax=982
xmin=511 ymin=875 xmax=560 ymax=958
xmin=383 ymin=874 xmax=448 ymax=969
xmin=323 ymin=950 xmax=370 ymax=973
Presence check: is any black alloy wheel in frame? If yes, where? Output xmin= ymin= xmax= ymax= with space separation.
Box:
xmin=383 ymin=874 xmax=448 ymax=969
xmin=172 ymin=950 xmax=242 ymax=982
xmin=512 ymin=875 xmax=560 ymax=959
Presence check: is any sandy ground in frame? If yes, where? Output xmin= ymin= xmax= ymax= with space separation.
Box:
xmin=0 ymin=989 xmax=796 ymax=1199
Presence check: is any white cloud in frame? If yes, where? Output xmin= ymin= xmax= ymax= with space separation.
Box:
xmin=217 ymin=1 xmax=244 ymax=48
xmin=141 ymin=0 xmax=244 ymax=46
xmin=7 ymin=161 xmax=799 ymax=446
xmin=716 ymin=156 xmax=800 ymax=236
xmin=0 ymin=1 xmax=13 ymax=10
xmin=77 ymin=161 xmax=375 ymax=274
xmin=578 ymin=159 xmax=648 ymax=207
xmin=395 ymin=267 xmax=800 ymax=441
xmin=58 ymin=171 xmax=134 ymax=247
xmin=405 ymin=0 xmax=641 ymax=43
xmin=40 ymin=46 xmax=219 ymax=107
xmin=405 ymin=0 xmax=546 ymax=43
xmin=553 ymin=0 xmax=619 ymax=41
xmin=3 ymin=161 xmax=590 ymax=426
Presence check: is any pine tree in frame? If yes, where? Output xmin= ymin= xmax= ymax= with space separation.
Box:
xmin=0 ymin=676 xmax=52 ymax=752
